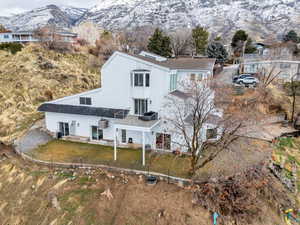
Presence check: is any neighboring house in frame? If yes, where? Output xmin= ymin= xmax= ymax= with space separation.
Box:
xmin=243 ymin=42 xmax=300 ymax=81
xmin=0 ymin=31 xmax=78 ymax=43
xmin=38 ymin=51 xmax=217 ymax=164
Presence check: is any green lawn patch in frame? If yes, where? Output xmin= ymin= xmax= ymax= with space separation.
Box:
xmin=28 ymin=140 xmax=191 ymax=178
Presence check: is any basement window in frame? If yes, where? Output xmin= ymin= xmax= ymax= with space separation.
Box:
xmin=79 ymin=97 xmax=92 ymax=105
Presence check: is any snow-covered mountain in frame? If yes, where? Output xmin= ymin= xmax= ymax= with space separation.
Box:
xmin=0 ymin=5 xmax=86 ymax=31
xmin=80 ymin=0 xmax=300 ymax=39
xmin=1 ymin=0 xmax=299 ymax=40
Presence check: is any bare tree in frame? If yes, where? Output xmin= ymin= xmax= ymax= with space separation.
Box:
xmin=259 ymin=65 xmax=282 ymax=88
xmin=89 ymin=31 xmax=119 ymax=60
xmin=34 ymin=25 xmax=71 ymax=52
xmin=169 ymin=28 xmax=192 ymax=57
xmin=164 ymin=79 xmax=242 ymax=175
xmin=118 ymin=26 xmax=155 ymax=53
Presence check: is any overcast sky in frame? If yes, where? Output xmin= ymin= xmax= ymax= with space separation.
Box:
xmin=0 ymin=0 xmax=99 ymax=17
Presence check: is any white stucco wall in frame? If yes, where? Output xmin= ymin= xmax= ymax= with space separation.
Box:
xmin=43 ymin=51 xmax=216 ymax=151
xmin=45 ymin=112 xmax=155 ymax=146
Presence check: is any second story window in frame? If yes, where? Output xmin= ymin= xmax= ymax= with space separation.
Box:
xmin=79 ymin=97 xmax=92 ymax=105
xmin=190 ymin=74 xmax=196 ymax=81
xmin=132 ymin=71 xmax=150 ymax=87
xmin=145 ymin=73 xmax=150 ymax=87
xmin=134 ymin=73 xmax=144 ymax=86
xmin=170 ymin=74 xmax=178 ymax=91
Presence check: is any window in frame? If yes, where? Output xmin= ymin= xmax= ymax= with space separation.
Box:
xmin=145 ymin=73 xmax=150 ymax=87
xmin=280 ymin=63 xmax=291 ymax=69
xmin=121 ymin=129 xmax=126 ymax=143
xmin=206 ymin=128 xmax=218 ymax=140
xmin=198 ymin=73 xmax=203 ymax=81
xmin=132 ymin=72 xmax=150 ymax=87
xmin=79 ymin=97 xmax=92 ymax=105
xmin=170 ymin=74 xmax=178 ymax=91
xmin=3 ymin=35 xmax=9 ymax=39
xmin=134 ymin=99 xmax=148 ymax=115
xmin=134 ymin=73 xmax=144 ymax=86
xmin=91 ymin=126 xmax=103 ymax=140
xmin=156 ymin=133 xmax=171 ymax=150
xmin=59 ymin=122 xmax=69 ymax=136
xmin=190 ymin=74 xmax=196 ymax=81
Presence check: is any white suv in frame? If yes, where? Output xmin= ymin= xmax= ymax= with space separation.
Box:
xmin=236 ymin=77 xmax=259 ymax=86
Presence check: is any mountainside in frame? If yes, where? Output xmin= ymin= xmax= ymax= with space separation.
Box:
xmin=0 ymin=5 xmax=86 ymax=31
xmin=0 ymin=45 xmax=99 ymax=144
xmin=0 ymin=0 xmax=299 ymax=40
xmin=80 ymin=0 xmax=300 ymax=39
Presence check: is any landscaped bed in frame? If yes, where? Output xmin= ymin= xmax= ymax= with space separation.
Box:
xmin=27 ymin=140 xmax=191 ymax=178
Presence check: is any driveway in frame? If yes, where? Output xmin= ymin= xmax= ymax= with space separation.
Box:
xmin=14 ymin=128 xmax=53 ymax=153
xmin=215 ymin=65 xmax=239 ymax=84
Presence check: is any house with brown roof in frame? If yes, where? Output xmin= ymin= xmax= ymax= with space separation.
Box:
xmin=38 ymin=51 xmax=219 ymax=165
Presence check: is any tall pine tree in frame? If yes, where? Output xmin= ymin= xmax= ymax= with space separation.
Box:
xmin=147 ymin=28 xmax=172 ymax=57
xmin=231 ymin=30 xmax=248 ymax=57
xmin=283 ymin=30 xmax=299 ymax=43
xmin=192 ymin=26 xmax=209 ymax=55
xmin=206 ymin=42 xmax=228 ymax=64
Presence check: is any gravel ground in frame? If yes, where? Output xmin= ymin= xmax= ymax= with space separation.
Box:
xmin=15 ymin=128 xmax=53 ymax=153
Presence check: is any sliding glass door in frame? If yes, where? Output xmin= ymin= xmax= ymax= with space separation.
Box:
xmin=91 ymin=126 xmax=103 ymax=141
xmin=59 ymin=122 xmax=69 ymax=136
xmin=134 ymin=99 xmax=148 ymax=115
xmin=156 ymin=133 xmax=171 ymax=150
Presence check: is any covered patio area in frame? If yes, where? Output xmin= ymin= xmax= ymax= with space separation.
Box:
xmin=113 ymin=115 xmax=161 ymax=166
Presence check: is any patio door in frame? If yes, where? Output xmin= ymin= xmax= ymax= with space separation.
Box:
xmin=91 ymin=126 xmax=103 ymax=141
xmin=156 ymin=133 xmax=171 ymax=150
xmin=59 ymin=122 xmax=69 ymax=136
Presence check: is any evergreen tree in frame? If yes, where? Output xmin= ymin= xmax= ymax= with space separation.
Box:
xmin=283 ymin=30 xmax=299 ymax=43
xmin=192 ymin=26 xmax=209 ymax=55
xmin=206 ymin=42 xmax=228 ymax=64
xmin=231 ymin=30 xmax=249 ymax=57
xmin=231 ymin=30 xmax=248 ymax=48
xmin=147 ymin=28 xmax=172 ymax=57
xmin=245 ymin=38 xmax=257 ymax=54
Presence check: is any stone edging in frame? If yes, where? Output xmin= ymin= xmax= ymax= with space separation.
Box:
xmin=15 ymin=148 xmax=192 ymax=186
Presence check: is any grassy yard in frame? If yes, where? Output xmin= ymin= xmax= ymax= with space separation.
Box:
xmin=28 ymin=140 xmax=191 ymax=178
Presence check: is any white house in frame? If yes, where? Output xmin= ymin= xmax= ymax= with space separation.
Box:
xmin=0 ymin=31 xmax=77 ymax=43
xmin=38 ymin=51 xmax=217 ymax=164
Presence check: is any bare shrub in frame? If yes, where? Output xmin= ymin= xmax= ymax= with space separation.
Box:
xmin=193 ymin=163 xmax=291 ymax=225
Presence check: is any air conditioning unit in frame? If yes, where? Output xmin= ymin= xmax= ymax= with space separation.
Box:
xmin=99 ymin=119 xmax=109 ymax=129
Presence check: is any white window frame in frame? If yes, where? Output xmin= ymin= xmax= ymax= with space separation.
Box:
xmin=132 ymin=71 xmax=150 ymax=87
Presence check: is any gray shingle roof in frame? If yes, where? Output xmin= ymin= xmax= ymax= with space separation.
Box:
xmin=169 ymin=90 xmax=190 ymax=99
xmin=38 ymin=103 xmax=129 ymax=119
xmin=125 ymin=52 xmax=216 ymax=71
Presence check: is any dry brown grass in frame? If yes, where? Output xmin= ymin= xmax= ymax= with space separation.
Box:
xmin=0 ymin=149 xmax=286 ymax=225
xmin=0 ymin=44 xmax=100 ymax=144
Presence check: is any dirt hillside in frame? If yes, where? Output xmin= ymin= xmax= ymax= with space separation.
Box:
xmin=0 ymin=150 xmax=284 ymax=225
xmin=0 ymin=45 xmax=99 ymax=144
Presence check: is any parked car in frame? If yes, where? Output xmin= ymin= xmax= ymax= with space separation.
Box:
xmin=236 ymin=77 xmax=259 ymax=86
xmin=232 ymin=74 xmax=253 ymax=83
